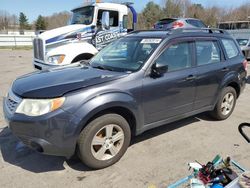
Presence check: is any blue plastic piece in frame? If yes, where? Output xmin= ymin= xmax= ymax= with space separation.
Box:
xmin=127 ymin=5 xmax=137 ymax=24
xmin=211 ymin=184 xmax=224 ymax=188
xmin=167 ymin=175 xmax=194 ymax=188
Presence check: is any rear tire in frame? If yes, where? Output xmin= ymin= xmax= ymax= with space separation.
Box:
xmin=77 ymin=114 xmax=131 ymax=169
xmin=210 ymin=86 xmax=237 ymax=120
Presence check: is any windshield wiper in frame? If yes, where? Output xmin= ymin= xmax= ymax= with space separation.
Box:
xmin=92 ymin=65 xmax=114 ymax=71
xmin=80 ymin=60 xmax=91 ymax=66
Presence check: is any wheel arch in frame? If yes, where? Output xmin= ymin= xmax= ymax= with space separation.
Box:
xmin=227 ymin=81 xmax=240 ymax=98
xmin=220 ymin=72 xmax=241 ymax=98
xmin=71 ymin=53 xmax=94 ymax=63
xmin=83 ymin=106 xmax=137 ymax=137
xmin=73 ymin=92 xmax=142 ymax=138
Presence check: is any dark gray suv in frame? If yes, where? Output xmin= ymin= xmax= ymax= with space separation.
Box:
xmin=3 ymin=28 xmax=248 ymax=169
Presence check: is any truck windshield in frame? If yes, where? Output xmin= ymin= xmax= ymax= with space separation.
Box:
xmin=71 ymin=6 xmax=94 ymax=25
xmin=90 ymin=37 xmax=162 ymax=72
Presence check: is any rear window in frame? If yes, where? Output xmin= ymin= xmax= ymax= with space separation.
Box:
xmin=155 ymin=19 xmax=176 ymax=29
xmin=221 ymin=39 xmax=239 ymax=59
xmin=158 ymin=19 xmax=176 ymax=25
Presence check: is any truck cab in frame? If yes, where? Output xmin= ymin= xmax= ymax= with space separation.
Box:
xmin=33 ymin=2 xmax=137 ymax=70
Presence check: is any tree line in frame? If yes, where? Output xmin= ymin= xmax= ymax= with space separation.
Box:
xmin=0 ymin=0 xmax=250 ymax=32
xmin=0 ymin=10 xmax=70 ymax=32
xmin=136 ymin=0 xmax=250 ymax=29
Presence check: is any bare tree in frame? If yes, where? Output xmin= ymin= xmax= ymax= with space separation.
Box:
xmin=44 ymin=11 xmax=71 ymax=30
xmin=0 ymin=10 xmax=11 ymax=31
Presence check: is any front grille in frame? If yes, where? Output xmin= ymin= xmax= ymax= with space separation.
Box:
xmin=6 ymin=90 xmax=21 ymax=113
xmin=33 ymin=38 xmax=44 ymax=61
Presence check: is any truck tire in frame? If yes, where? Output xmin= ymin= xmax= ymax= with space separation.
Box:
xmin=77 ymin=114 xmax=131 ymax=169
xmin=210 ymin=86 xmax=237 ymax=120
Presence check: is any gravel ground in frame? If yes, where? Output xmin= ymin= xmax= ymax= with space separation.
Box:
xmin=0 ymin=50 xmax=249 ymax=188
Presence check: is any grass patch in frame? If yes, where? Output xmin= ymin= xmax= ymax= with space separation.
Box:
xmin=0 ymin=46 xmax=33 ymax=50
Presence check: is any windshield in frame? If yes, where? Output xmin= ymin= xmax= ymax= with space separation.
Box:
xmin=90 ymin=37 xmax=162 ymax=72
xmin=71 ymin=6 xmax=94 ymax=25
xmin=236 ymin=39 xmax=249 ymax=46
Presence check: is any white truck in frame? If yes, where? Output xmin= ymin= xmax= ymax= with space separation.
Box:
xmin=33 ymin=2 xmax=137 ymax=70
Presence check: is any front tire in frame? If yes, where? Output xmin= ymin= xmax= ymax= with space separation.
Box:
xmin=77 ymin=114 xmax=131 ymax=169
xmin=210 ymin=86 xmax=237 ymax=120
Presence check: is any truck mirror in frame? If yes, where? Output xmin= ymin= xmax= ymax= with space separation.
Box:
xmin=102 ymin=11 xmax=110 ymax=30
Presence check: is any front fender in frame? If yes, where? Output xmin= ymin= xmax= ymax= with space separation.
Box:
xmin=71 ymin=92 xmax=142 ymax=136
xmin=46 ymin=42 xmax=98 ymax=65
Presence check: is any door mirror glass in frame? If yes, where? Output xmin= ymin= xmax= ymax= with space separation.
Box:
xmin=151 ymin=62 xmax=168 ymax=78
xmin=101 ymin=11 xmax=110 ymax=29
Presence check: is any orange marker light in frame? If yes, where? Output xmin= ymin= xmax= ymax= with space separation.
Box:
xmin=51 ymin=97 xmax=65 ymax=111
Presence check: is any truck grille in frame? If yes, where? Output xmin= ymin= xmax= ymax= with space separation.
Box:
xmin=33 ymin=38 xmax=44 ymax=61
xmin=6 ymin=90 xmax=21 ymax=113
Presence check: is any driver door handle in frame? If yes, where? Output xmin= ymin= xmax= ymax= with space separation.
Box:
xmin=185 ymin=75 xmax=196 ymax=81
xmin=221 ymin=67 xmax=229 ymax=72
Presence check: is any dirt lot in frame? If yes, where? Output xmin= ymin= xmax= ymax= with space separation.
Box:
xmin=0 ymin=50 xmax=249 ymax=188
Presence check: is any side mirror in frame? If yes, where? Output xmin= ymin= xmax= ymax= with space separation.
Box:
xmin=101 ymin=11 xmax=110 ymax=30
xmin=151 ymin=63 xmax=168 ymax=78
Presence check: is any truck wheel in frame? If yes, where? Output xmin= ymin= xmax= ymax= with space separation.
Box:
xmin=77 ymin=114 xmax=131 ymax=169
xmin=210 ymin=86 xmax=237 ymax=120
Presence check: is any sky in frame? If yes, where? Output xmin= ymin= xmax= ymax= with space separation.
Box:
xmin=1 ymin=0 xmax=249 ymax=22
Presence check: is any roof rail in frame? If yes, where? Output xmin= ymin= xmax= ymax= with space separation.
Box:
xmin=169 ymin=28 xmax=229 ymax=35
xmin=129 ymin=29 xmax=169 ymax=34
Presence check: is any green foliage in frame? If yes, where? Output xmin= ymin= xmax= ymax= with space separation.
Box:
xmin=19 ymin=12 xmax=30 ymax=30
xmin=35 ymin=15 xmax=47 ymax=30
xmin=163 ymin=0 xmax=183 ymax=18
xmin=186 ymin=3 xmax=204 ymax=18
xmin=139 ymin=1 xmax=163 ymax=29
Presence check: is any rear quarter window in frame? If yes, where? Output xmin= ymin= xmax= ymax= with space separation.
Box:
xmin=221 ymin=39 xmax=239 ymax=59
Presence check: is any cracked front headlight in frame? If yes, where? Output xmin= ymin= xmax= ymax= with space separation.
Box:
xmin=16 ymin=97 xmax=65 ymax=116
xmin=47 ymin=55 xmax=65 ymax=65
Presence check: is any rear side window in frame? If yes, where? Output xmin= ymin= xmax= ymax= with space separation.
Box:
xmin=155 ymin=42 xmax=192 ymax=72
xmin=221 ymin=39 xmax=239 ymax=59
xmin=196 ymin=41 xmax=221 ymax=66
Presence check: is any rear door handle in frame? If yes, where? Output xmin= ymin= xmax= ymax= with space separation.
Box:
xmin=185 ymin=75 xmax=196 ymax=81
xmin=221 ymin=67 xmax=229 ymax=72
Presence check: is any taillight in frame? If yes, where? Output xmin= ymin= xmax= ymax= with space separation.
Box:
xmin=172 ymin=21 xmax=184 ymax=28
xmin=243 ymin=59 xmax=248 ymax=71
